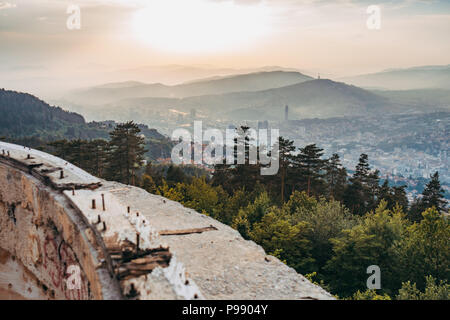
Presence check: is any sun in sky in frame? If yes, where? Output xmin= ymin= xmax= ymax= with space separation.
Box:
xmin=132 ymin=0 xmax=272 ymax=53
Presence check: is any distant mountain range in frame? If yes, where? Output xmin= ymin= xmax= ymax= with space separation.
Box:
xmin=99 ymin=79 xmax=401 ymax=121
xmin=66 ymin=71 xmax=313 ymax=105
xmin=341 ymin=65 xmax=450 ymax=90
xmin=106 ymin=64 xmax=302 ymax=85
xmin=57 ymin=65 xmax=450 ymax=123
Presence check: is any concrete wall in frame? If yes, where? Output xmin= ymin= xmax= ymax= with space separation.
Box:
xmin=0 ymin=141 xmax=334 ymax=300
xmin=0 ymin=158 xmax=120 ymax=300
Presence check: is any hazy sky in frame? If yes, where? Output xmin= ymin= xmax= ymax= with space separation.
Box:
xmin=1 ymin=0 xmax=450 ymax=94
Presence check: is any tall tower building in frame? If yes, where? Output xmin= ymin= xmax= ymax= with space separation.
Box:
xmin=285 ymin=105 xmax=289 ymax=121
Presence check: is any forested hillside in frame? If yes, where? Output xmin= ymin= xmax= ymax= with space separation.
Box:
xmin=0 ymin=89 xmax=173 ymax=160
xmin=0 ymin=88 xmax=108 ymax=140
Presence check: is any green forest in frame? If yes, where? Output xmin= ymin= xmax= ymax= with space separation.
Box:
xmin=27 ymin=121 xmax=450 ymax=300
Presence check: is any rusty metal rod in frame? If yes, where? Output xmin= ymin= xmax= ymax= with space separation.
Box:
xmin=101 ymin=194 xmax=105 ymax=211
xmin=136 ymin=234 xmax=140 ymax=254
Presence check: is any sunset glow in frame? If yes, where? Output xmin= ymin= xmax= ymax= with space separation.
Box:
xmin=132 ymin=0 xmax=271 ymax=53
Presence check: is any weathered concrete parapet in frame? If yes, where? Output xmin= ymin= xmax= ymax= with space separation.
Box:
xmin=0 ymin=141 xmax=334 ymax=300
xmin=0 ymin=142 xmax=121 ymax=300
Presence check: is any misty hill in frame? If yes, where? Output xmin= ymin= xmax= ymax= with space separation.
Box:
xmin=108 ymin=64 xmax=302 ymax=85
xmin=96 ymin=81 xmax=148 ymax=89
xmin=67 ymin=71 xmax=313 ymax=105
xmin=374 ymin=88 xmax=450 ymax=110
xmin=0 ymin=89 xmax=165 ymax=142
xmin=110 ymin=79 xmax=395 ymax=121
xmin=341 ymin=65 xmax=450 ymax=90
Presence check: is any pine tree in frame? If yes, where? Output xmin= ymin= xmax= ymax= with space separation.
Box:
xmin=392 ymin=185 xmax=408 ymax=210
xmin=324 ymin=153 xmax=347 ymax=201
xmin=106 ymin=121 xmax=147 ymax=185
xmin=217 ymin=126 xmax=261 ymax=193
xmin=344 ymin=154 xmax=380 ymax=215
xmin=378 ymin=180 xmax=409 ymax=211
xmin=278 ymin=137 xmax=296 ymax=203
xmin=378 ymin=180 xmax=391 ymax=204
xmin=421 ymin=172 xmax=447 ymax=213
xmin=367 ymin=169 xmax=381 ymax=211
xmin=409 ymin=172 xmax=447 ymax=222
xmin=353 ymin=153 xmax=370 ymax=183
xmin=343 ymin=180 xmax=365 ymax=215
xmin=47 ymin=139 xmax=70 ymax=160
xmin=87 ymin=139 xmax=109 ymax=178
xmin=293 ymin=144 xmax=326 ymax=197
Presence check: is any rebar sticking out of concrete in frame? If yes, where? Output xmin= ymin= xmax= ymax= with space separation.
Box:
xmin=101 ymin=193 xmax=105 ymax=211
xmin=136 ymin=234 xmax=140 ymax=254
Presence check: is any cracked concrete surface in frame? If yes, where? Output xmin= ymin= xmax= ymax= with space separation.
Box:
xmin=105 ymin=182 xmax=334 ymax=300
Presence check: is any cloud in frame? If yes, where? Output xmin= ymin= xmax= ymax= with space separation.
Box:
xmin=0 ymin=2 xmax=16 ymax=10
